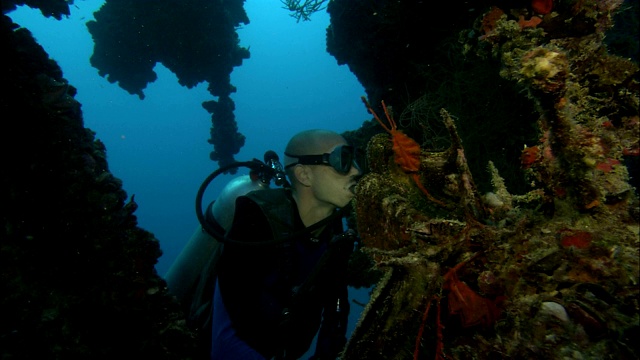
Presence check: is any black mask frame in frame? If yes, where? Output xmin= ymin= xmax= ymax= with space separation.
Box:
xmin=284 ymin=145 xmax=360 ymax=175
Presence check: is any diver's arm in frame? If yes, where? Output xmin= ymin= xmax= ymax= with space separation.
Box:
xmin=312 ymin=283 xmax=350 ymax=359
xmin=217 ymin=196 xmax=269 ymax=322
xmin=216 ymin=196 xmax=277 ymax=355
xmin=312 ymin=226 xmax=355 ymax=359
xmin=313 ymin=252 xmax=352 ymax=357
xmin=210 ymin=280 xmax=267 ymax=360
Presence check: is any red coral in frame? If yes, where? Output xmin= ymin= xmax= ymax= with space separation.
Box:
xmin=532 ymin=0 xmax=553 ymax=14
xmin=595 ymin=158 xmax=621 ymax=172
xmin=414 ymin=257 xmax=504 ymax=360
xmin=623 ymin=147 xmax=639 ymax=156
xmin=554 ymin=187 xmax=567 ymax=198
xmin=560 ymin=230 xmax=593 ymax=249
xmin=480 ymin=6 xmax=504 ymax=37
xmin=521 ymin=146 xmax=540 ymax=169
xmin=601 ymin=120 xmax=614 ymax=128
xmin=443 ymin=266 xmax=503 ymax=328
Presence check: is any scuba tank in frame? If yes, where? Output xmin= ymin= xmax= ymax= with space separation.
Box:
xmin=210 ymin=175 xmax=269 ymax=231
xmin=164 ymin=151 xmax=288 ymax=307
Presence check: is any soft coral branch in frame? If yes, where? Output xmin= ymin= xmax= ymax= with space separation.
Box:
xmin=280 ymin=0 xmax=328 ymax=22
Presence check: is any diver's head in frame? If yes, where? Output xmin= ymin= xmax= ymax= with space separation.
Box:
xmin=284 ymin=129 xmax=361 ymax=212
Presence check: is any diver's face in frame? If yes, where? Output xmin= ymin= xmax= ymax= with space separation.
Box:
xmin=308 ymin=142 xmax=361 ymax=209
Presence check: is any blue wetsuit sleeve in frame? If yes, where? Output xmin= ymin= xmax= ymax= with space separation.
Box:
xmin=210 ymin=280 xmax=266 ymax=360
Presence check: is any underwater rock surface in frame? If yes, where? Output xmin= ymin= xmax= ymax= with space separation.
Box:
xmin=1 ymin=12 xmax=198 ymax=358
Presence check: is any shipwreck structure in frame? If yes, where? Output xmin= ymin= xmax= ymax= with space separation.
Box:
xmin=338 ymin=0 xmax=639 ymax=359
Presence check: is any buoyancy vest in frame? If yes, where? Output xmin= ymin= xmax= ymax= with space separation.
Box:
xmin=188 ymin=188 xmax=321 ymax=358
xmin=240 ymin=188 xmax=297 ymax=243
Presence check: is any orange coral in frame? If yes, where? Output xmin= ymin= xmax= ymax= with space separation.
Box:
xmin=361 ymin=96 xmax=448 ymax=207
xmin=519 ymin=15 xmax=543 ymax=29
xmin=584 ymin=199 xmax=600 ymax=209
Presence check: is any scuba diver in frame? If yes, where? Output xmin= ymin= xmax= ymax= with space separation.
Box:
xmin=165 ymin=129 xmax=362 ymax=359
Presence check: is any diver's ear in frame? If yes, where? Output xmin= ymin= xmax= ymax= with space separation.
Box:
xmin=294 ymin=165 xmax=312 ymax=187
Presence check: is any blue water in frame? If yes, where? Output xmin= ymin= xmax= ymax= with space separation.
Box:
xmin=8 ymin=1 xmax=371 ymax=357
xmin=8 ymin=0 xmax=367 ymax=276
